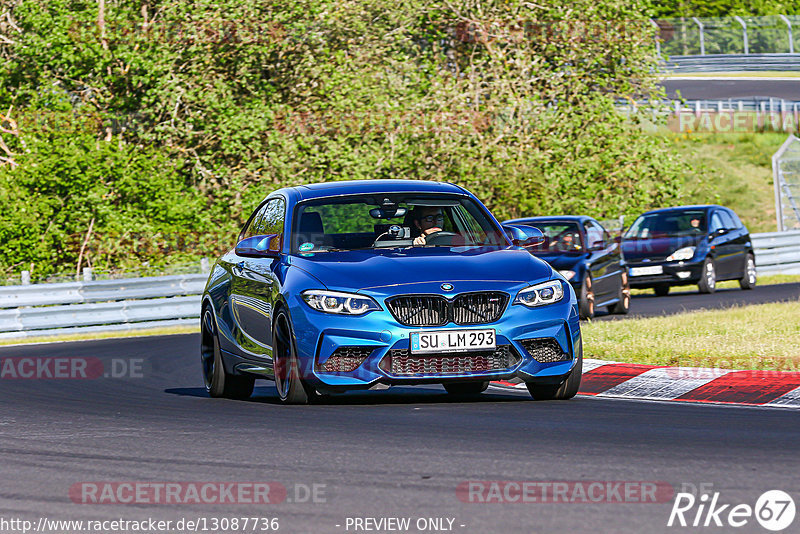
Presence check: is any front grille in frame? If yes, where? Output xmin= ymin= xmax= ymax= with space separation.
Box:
xmin=320 ymin=346 xmax=373 ymax=372
xmin=386 ymin=292 xmax=508 ymax=327
xmin=519 ymin=338 xmax=571 ymax=363
xmin=383 ymin=345 xmax=519 ymax=376
xmin=386 ymin=296 xmax=449 ymax=327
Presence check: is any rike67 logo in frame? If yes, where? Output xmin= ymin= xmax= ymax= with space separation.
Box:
xmin=668 ymin=490 xmax=796 ymax=531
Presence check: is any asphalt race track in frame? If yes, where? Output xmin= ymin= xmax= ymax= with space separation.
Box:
xmin=1 ymin=326 xmax=799 ymax=533
xmin=595 ymin=282 xmax=800 ymax=320
xmin=660 ymin=78 xmax=800 ymax=100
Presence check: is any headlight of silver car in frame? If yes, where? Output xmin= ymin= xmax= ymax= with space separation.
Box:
xmin=513 ymin=280 xmax=565 ymax=308
xmin=666 ymin=246 xmax=696 ymax=262
xmin=301 ymin=290 xmax=381 ymax=315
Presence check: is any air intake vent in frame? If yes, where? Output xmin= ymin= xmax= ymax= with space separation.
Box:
xmin=519 ymin=338 xmax=571 ymax=363
xmin=320 ymin=346 xmax=373 ymax=372
xmin=383 ymin=345 xmax=519 ymax=376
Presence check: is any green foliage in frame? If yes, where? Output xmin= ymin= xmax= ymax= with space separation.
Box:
xmin=0 ymin=0 xmax=699 ymax=278
xmin=648 ymin=0 xmax=800 ymax=18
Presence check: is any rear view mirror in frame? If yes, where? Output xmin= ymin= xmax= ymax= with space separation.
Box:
xmin=503 ymin=224 xmax=545 ymax=247
xmin=235 ymin=234 xmax=280 ymax=258
xmin=370 ymin=207 xmax=407 ymax=219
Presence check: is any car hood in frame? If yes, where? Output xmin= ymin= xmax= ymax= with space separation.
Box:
xmin=289 ymin=246 xmax=553 ymax=292
xmin=622 ymin=235 xmax=705 ymax=262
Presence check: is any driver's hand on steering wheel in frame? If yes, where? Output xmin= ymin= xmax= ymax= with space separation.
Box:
xmin=413 ymin=227 xmax=442 ymax=246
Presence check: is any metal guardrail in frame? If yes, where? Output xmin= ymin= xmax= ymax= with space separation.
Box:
xmin=0 ymin=232 xmax=798 ymax=339
xmin=663 ymin=53 xmax=800 ymax=72
xmin=0 ymin=274 xmax=207 ymax=339
xmin=752 ymin=230 xmax=800 ymax=275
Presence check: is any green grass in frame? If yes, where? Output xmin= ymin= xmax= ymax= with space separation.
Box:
xmin=583 ymin=300 xmax=800 ymax=371
xmin=664 ymin=132 xmax=787 ymax=233
xmin=631 ymin=273 xmax=800 ymax=295
xmin=0 ymin=325 xmax=199 ymax=346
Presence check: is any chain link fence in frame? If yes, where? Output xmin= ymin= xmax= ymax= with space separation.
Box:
xmin=773 ymin=135 xmax=800 ymax=232
xmin=654 ymin=15 xmax=800 ymax=56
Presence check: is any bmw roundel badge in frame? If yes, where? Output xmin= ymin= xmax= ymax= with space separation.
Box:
xmin=441 ymin=283 xmax=454 ymax=292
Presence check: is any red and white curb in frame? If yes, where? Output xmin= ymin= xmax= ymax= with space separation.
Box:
xmin=491 ymin=359 xmax=800 ymax=408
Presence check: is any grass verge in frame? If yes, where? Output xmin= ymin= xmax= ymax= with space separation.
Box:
xmin=0 ymin=325 xmax=199 ymax=346
xmin=582 ymin=300 xmax=800 ymax=371
xmin=631 ymin=273 xmax=800 ymax=295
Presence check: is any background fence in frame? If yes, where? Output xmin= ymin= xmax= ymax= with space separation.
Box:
xmin=1 ymin=231 xmax=798 ymax=339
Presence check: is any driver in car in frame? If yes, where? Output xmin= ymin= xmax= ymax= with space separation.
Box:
xmin=412 ymin=207 xmax=445 ymax=245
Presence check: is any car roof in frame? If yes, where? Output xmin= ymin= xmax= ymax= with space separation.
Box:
xmin=284 ymin=179 xmax=468 ymax=201
xmin=504 ymin=215 xmax=594 ymax=224
xmin=638 ymin=205 xmax=723 ymax=215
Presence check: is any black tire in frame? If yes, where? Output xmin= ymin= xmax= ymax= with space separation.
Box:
xmin=526 ymin=343 xmax=583 ymax=401
xmin=201 ymin=308 xmax=254 ymax=399
xmin=739 ymin=253 xmax=757 ymax=290
xmin=698 ymin=258 xmax=717 ymax=294
xmin=578 ymin=275 xmax=595 ymax=319
xmin=653 ymin=284 xmax=670 ymax=297
xmin=443 ymin=381 xmax=489 ymax=396
xmin=272 ymin=309 xmax=315 ymax=404
xmin=608 ymin=270 xmax=631 ymax=315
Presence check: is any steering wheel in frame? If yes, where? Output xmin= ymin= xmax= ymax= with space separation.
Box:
xmin=424 ymin=231 xmax=459 ymax=246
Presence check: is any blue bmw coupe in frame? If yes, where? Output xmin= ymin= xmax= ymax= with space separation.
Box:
xmin=201 ymin=180 xmax=583 ymax=403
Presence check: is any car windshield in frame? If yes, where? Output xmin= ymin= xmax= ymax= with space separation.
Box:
xmin=525 ymin=222 xmax=584 ymax=254
xmin=291 ymin=194 xmax=507 ymax=253
xmin=625 ymin=210 xmax=707 ymax=239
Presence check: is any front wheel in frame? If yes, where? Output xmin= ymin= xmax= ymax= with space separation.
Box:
xmin=272 ymin=309 xmax=315 ymax=404
xmin=201 ymin=308 xmax=254 ymax=399
xmin=739 ymin=253 xmax=757 ymax=290
xmin=698 ymin=258 xmax=717 ymax=294
xmin=608 ymin=271 xmax=631 ymax=315
xmin=526 ymin=346 xmax=583 ymax=401
xmin=443 ymin=381 xmax=488 ymax=396
xmin=578 ymin=275 xmax=595 ymax=320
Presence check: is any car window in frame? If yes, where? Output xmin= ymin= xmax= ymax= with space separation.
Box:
xmin=725 ymin=209 xmax=743 ymax=229
xmin=292 ymin=194 xmax=504 ymax=253
xmin=584 ymin=221 xmax=603 ymax=248
xmin=718 ymin=210 xmax=735 ymax=230
xmin=526 ymin=222 xmax=583 ymax=253
xmin=626 ymin=210 xmax=707 ymax=238
xmin=709 ymin=212 xmax=724 ymax=233
xmin=242 ymin=198 xmax=285 ymax=240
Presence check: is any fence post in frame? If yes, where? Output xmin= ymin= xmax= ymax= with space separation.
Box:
xmin=780 ymin=15 xmax=793 ymax=54
xmin=649 ymin=19 xmax=661 ymax=57
xmin=734 ymin=16 xmax=748 ymax=54
xmin=692 ymin=17 xmax=705 ymax=55
xmin=200 ymin=257 xmax=210 ymax=274
xmin=83 ymin=267 xmax=93 ymax=282
xmin=21 ymin=271 xmax=31 ymax=285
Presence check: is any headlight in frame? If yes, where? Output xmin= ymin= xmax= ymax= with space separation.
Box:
xmin=301 ymin=290 xmax=381 ymax=315
xmin=513 ymin=280 xmax=565 ymax=308
xmin=666 ymin=246 xmax=696 ymax=262
xmin=558 ymin=270 xmax=576 ymax=281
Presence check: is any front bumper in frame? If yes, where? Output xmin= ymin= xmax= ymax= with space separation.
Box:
xmin=288 ymin=281 xmax=581 ymax=390
xmin=627 ymin=258 xmax=704 ymax=288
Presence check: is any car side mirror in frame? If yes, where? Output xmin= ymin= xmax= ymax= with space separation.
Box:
xmin=589 ymin=241 xmax=605 ymax=252
xmin=235 ymin=234 xmax=281 ymax=258
xmin=503 ymin=224 xmax=545 ymax=247
xmin=709 ymin=228 xmax=728 ymax=239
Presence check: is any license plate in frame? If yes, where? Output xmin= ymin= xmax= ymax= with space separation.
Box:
xmin=630 ymin=265 xmax=663 ymax=276
xmin=410 ymin=329 xmax=496 ymax=354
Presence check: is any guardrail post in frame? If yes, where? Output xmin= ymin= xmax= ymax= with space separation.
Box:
xmin=200 ymin=257 xmax=210 ymax=274
xmin=779 ymin=15 xmax=793 ymax=54
xmin=692 ymin=17 xmax=705 ymax=55
xmin=82 ymin=267 xmax=93 ymax=282
xmin=21 ymin=271 xmax=31 ymax=285
xmin=734 ymin=16 xmax=748 ymax=54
